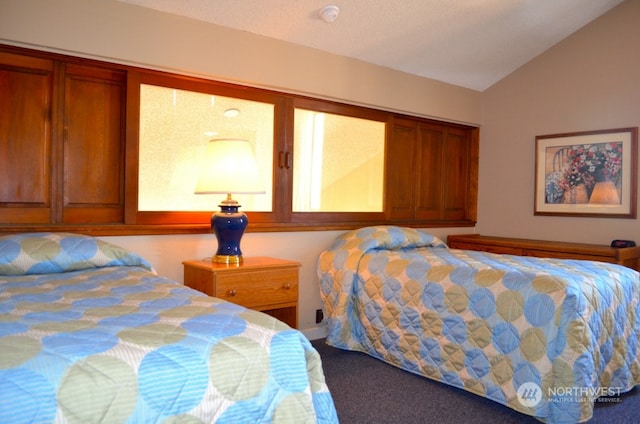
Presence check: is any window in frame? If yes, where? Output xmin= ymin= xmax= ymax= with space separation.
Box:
xmin=293 ymin=108 xmax=385 ymax=212
xmin=130 ymin=73 xmax=285 ymax=226
xmin=134 ymin=77 xmax=392 ymax=229
xmin=138 ymin=84 xmax=274 ymax=213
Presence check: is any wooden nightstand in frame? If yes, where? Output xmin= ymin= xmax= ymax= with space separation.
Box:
xmin=182 ymin=257 xmax=300 ymax=328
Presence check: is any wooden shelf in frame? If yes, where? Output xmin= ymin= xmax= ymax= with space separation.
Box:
xmin=447 ymin=234 xmax=640 ymax=271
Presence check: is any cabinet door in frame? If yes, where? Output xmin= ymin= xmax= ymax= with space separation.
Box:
xmin=63 ymin=64 xmax=125 ymax=224
xmin=0 ymin=52 xmax=54 ymax=224
xmin=441 ymin=126 xmax=471 ymax=220
xmin=386 ymin=119 xmax=417 ymax=220
xmin=386 ymin=118 xmax=476 ymax=224
xmin=416 ymin=123 xmax=471 ymax=221
xmin=415 ymin=123 xmax=444 ymax=220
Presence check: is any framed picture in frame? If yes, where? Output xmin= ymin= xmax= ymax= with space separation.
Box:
xmin=534 ymin=127 xmax=638 ymax=218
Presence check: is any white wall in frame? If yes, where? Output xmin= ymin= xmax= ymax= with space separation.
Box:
xmin=479 ymin=0 xmax=640 ymax=244
xmin=0 ymin=0 xmax=483 ymax=338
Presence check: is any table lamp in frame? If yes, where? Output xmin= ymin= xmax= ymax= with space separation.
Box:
xmin=195 ymin=138 xmax=265 ymax=264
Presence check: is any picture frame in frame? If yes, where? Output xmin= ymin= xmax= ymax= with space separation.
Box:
xmin=534 ymin=127 xmax=638 ymax=218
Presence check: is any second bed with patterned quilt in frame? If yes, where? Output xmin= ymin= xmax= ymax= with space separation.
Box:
xmin=318 ymin=226 xmax=640 ymax=424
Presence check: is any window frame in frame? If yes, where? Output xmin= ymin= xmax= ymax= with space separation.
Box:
xmin=287 ymin=97 xmax=391 ymax=225
xmin=126 ymin=71 xmax=396 ymax=231
xmin=125 ymin=70 xmax=287 ymax=228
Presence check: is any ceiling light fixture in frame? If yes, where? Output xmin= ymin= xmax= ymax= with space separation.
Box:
xmin=223 ymin=108 xmax=240 ymax=118
xmin=319 ymin=5 xmax=340 ymax=23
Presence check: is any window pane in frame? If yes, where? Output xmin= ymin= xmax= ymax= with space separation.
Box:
xmin=138 ymin=84 xmax=273 ymax=212
xmin=293 ymin=109 xmax=385 ymax=212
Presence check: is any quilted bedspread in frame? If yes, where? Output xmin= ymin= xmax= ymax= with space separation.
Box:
xmin=318 ymin=226 xmax=640 ymax=423
xmin=0 ymin=232 xmax=338 ymax=424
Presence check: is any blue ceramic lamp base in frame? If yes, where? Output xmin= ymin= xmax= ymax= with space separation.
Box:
xmin=211 ymin=204 xmax=248 ymax=264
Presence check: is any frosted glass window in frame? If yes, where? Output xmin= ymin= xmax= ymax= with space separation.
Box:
xmin=293 ymin=109 xmax=385 ymax=212
xmin=138 ymin=85 xmax=273 ymax=212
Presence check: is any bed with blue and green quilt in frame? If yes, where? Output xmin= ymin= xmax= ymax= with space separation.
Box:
xmin=318 ymin=226 xmax=640 ymax=424
xmin=0 ymin=232 xmax=338 ymax=424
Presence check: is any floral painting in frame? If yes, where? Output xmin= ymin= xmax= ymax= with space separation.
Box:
xmin=545 ymin=142 xmax=622 ymax=205
xmin=535 ymin=128 xmax=637 ymax=218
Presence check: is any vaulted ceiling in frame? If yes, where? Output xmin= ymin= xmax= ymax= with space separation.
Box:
xmin=116 ymin=0 xmax=623 ymax=91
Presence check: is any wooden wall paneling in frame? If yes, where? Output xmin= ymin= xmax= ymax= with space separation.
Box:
xmin=62 ymin=63 xmax=126 ymax=224
xmin=387 ymin=118 xmax=477 ymax=225
xmin=124 ymin=71 xmax=141 ymax=225
xmin=441 ymin=126 xmax=470 ymax=221
xmin=415 ymin=123 xmax=444 ymax=220
xmin=466 ymin=127 xmax=479 ymax=224
xmin=0 ymin=52 xmax=53 ymax=224
xmin=0 ymin=45 xmax=479 ymax=234
xmin=386 ymin=119 xmax=417 ymax=220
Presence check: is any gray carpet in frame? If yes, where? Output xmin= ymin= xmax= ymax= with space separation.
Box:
xmin=312 ymin=339 xmax=640 ymax=424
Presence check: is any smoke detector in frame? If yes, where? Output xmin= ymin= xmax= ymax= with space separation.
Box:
xmin=319 ymin=5 xmax=340 ymax=23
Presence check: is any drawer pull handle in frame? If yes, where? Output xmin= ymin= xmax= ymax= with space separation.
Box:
xmin=227 ymin=289 xmax=237 ymax=296
xmin=283 ymin=283 xmax=291 ymax=289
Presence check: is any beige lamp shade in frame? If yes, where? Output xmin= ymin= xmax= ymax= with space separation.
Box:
xmin=194 ymin=139 xmax=265 ymax=195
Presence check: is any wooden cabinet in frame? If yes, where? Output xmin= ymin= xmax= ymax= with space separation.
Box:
xmin=0 ymin=51 xmax=54 ymax=224
xmin=0 ymin=47 xmax=125 ymax=226
xmin=182 ymin=257 xmax=300 ymax=328
xmin=62 ymin=63 xmax=125 ymax=224
xmin=386 ymin=118 xmax=478 ymax=225
xmin=447 ymin=234 xmax=640 ymax=271
xmin=1 ymin=44 xmax=481 ymax=235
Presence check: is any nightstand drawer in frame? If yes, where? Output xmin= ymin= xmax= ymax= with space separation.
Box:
xmin=215 ymin=268 xmax=298 ymax=309
xmin=182 ymin=257 xmax=300 ymax=328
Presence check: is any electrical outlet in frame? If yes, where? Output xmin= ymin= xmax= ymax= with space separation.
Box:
xmin=315 ymin=309 xmax=324 ymax=324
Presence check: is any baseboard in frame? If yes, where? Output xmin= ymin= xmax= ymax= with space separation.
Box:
xmin=301 ymin=324 xmax=327 ymax=341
